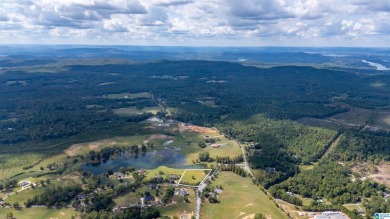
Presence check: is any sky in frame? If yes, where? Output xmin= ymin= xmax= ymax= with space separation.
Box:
xmin=0 ymin=0 xmax=389 ymax=47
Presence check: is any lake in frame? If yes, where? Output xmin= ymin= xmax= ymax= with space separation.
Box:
xmin=82 ymin=147 xmax=201 ymax=175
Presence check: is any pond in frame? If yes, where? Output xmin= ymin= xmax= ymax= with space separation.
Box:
xmin=82 ymin=147 xmax=202 ymax=175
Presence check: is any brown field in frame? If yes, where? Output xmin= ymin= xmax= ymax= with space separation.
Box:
xmin=143 ymin=134 xmax=173 ymax=144
xmin=178 ymin=123 xmax=218 ymax=134
xmin=366 ymin=164 xmax=390 ymax=187
xmin=65 ymin=141 xmax=113 ymax=156
xmin=353 ymin=162 xmax=390 ymax=187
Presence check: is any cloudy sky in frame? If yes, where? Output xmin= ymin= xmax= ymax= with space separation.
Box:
xmin=0 ymin=0 xmax=389 ymax=46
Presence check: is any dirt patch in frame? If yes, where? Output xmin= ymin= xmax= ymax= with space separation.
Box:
xmin=353 ymin=162 xmax=390 ymax=187
xmin=57 ymin=175 xmax=80 ymax=181
xmin=65 ymin=140 xmax=116 ymax=156
xmin=178 ymin=123 xmax=218 ymax=134
xmin=241 ymin=213 xmax=255 ymax=219
xmin=143 ymin=134 xmax=173 ymax=144
xmin=366 ymin=164 xmax=390 ymax=187
xmin=64 ymin=144 xmax=82 ymax=157
xmin=59 ymin=212 xmax=65 ymax=216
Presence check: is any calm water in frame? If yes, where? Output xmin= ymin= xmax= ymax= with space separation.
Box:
xmin=82 ymin=147 xmax=201 ymax=175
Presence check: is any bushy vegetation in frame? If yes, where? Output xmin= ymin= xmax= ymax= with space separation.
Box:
xmin=26 ymin=185 xmax=82 ymax=207
xmin=331 ymin=131 xmax=390 ymax=162
xmin=270 ymin=160 xmax=389 ymax=210
xmin=81 ymin=206 xmax=160 ymax=219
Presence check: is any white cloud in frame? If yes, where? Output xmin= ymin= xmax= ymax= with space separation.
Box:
xmin=0 ymin=0 xmax=389 ymax=46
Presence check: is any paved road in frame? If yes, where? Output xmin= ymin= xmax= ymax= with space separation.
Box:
xmin=237 ymin=141 xmax=254 ymax=179
xmin=195 ymin=175 xmax=211 ymax=219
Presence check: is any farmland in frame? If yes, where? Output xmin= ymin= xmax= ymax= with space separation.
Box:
xmin=201 ymin=172 xmax=289 ymax=219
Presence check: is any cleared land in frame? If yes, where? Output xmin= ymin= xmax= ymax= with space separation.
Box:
xmin=103 ymin=92 xmax=151 ymax=99
xmin=113 ymin=107 xmax=160 ymax=116
xmin=0 ymin=207 xmax=78 ymax=219
xmin=179 ymin=169 xmax=211 ymax=186
xmin=201 ymin=172 xmax=288 ymax=219
xmin=158 ymin=189 xmax=196 ymax=218
xmin=354 ymin=162 xmax=390 ymax=187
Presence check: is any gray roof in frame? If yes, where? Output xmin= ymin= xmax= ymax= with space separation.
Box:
xmin=329 ymin=214 xmax=349 ymax=219
xmin=315 ymin=216 xmax=330 ymax=219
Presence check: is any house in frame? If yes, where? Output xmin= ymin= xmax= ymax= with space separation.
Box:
xmin=203 ymin=135 xmax=210 ymax=139
xmin=117 ymin=173 xmax=125 ymax=179
xmin=148 ymin=184 xmax=158 ymax=189
xmin=265 ymin=167 xmax=276 ymax=174
xmin=211 ymin=143 xmax=219 ymax=148
xmin=19 ymin=181 xmax=29 ymax=187
xmin=143 ymin=195 xmax=155 ymax=204
xmin=112 ymin=206 xmax=127 ymax=213
xmin=138 ymin=169 xmax=147 ymax=176
xmin=95 ymin=188 xmax=106 ymax=194
xmin=169 ymin=174 xmax=181 ymax=181
xmin=286 ymin=191 xmax=294 ymax=197
xmin=214 ymin=188 xmax=223 ymax=194
xmin=176 ymin=188 xmax=189 ymax=196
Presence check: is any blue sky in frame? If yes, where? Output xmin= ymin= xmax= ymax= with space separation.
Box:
xmin=0 ymin=0 xmax=389 ymax=47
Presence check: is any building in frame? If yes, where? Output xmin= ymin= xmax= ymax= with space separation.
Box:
xmin=18 ymin=181 xmax=29 ymax=187
xmin=169 ymin=174 xmax=181 ymax=181
xmin=148 ymin=184 xmax=158 ymax=190
xmin=176 ymin=188 xmax=189 ymax=196
xmin=315 ymin=212 xmax=349 ymax=219
xmin=143 ymin=195 xmax=155 ymax=204
xmin=211 ymin=143 xmax=219 ymax=148
xmin=314 ymin=215 xmax=330 ymax=219
xmin=138 ymin=169 xmax=147 ymax=176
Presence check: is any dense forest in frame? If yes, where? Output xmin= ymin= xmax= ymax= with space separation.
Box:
xmin=2 ymin=61 xmax=390 ymax=152
xmin=2 ymin=60 xmax=390 ymax=217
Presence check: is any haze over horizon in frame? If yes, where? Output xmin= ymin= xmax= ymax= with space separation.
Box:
xmin=1 ymin=0 xmax=390 ymax=47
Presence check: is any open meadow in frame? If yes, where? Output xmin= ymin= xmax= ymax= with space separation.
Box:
xmin=0 ymin=207 xmax=79 ymax=219
xmin=201 ymin=172 xmax=289 ymax=219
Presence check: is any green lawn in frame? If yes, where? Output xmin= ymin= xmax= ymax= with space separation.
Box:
xmin=144 ymin=166 xmax=184 ymax=181
xmin=344 ymin=203 xmax=365 ymax=212
xmin=0 ymin=207 xmax=79 ymax=219
xmin=201 ymin=172 xmax=288 ymax=219
xmin=158 ymin=189 xmax=196 ymax=218
xmin=114 ymin=185 xmax=151 ymax=206
xmin=179 ymin=170 xmax=210 ymax=186
xmin=6 ymin=187 xmax=45 ymax=204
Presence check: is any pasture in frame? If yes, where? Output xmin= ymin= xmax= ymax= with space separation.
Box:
xmin=179 ymin=169 xmax=211 ymax=186
xmin=201 ymin=172 xmax=288 ymax=219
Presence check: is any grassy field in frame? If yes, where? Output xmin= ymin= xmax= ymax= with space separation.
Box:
xmin=114 ymin=184 xmax=197 ymax=219
xmin=298 ymin=164 xmax=315 ymax=171
xmin=5 ymin=187 xmax=45 ymax=204
xmin=103 ymin=92 xmax=151 ymax=99
xmin=276 ymin=199 xmax=308 ymax=219
xmin=344 ymin=203 xmax=365 ymax=212
xmin=0 ymin=207 xmax=79 ymax=219
xmin=328 ymin=107 xmax=373 ymax=127
xmin=64 ymin=135 xmax=149 ymax=157
xmin=114 ymin=185 xmax=151 ymax=206
xmin=158 ymin=189 xmax=196 ymax=218
xmin=113 ymin=107 xmax=161 ymax=116
xmin=179 ymin=169 xmax=210 ymax=186
xmin=158 ymin=188 xmax=196 ymax=218
xmin=144 ymin=166 xmax=184 ymax=181
xmin=201 ymin=172 xmax=288 ymax=219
